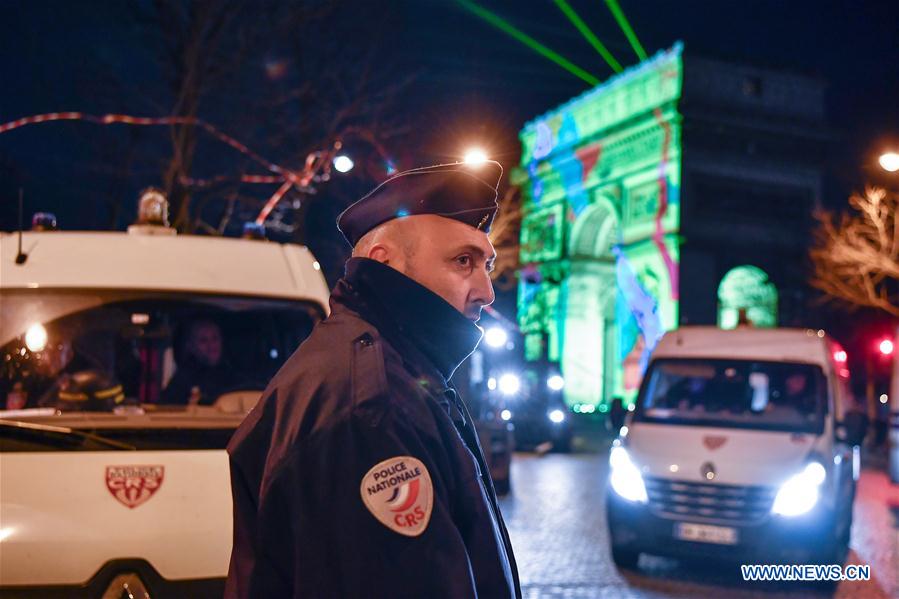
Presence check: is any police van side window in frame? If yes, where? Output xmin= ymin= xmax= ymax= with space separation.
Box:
xmin=1 ymin=291 xmax=320 ymax=411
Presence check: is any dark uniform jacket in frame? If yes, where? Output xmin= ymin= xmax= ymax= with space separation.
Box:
xmin=226 ymin=257 xmax=521 ymax=598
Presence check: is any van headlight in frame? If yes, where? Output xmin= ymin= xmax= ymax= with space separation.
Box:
xmin=771 ymin=461 xmax=826 ymax=517
xmin=609 ymin=445 xmax=648 ymax=503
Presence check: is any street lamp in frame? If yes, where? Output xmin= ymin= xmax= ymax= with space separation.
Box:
xmin=463 ymin=148 xmax=488 ymax=166
xmin=333 ymin=155 xmax=354 ymax=173
xmin=879 ymin=151 xmax=899 ymax=173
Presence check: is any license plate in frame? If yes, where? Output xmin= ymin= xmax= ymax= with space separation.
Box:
xmin=674 ymin=522 xmax=738 ymax=545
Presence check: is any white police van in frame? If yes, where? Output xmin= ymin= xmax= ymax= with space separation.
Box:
xmin=0 ymin=205 xmax=329 ymax=597
xmin=607 ymin=326 xmax=866 ymax=569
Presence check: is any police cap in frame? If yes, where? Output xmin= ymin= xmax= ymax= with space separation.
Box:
xmin=337 ymin=161 xmax=502 ymax=247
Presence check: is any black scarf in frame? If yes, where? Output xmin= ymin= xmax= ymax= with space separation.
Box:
xmin=332 ymin=257 xmax=484 ymax=382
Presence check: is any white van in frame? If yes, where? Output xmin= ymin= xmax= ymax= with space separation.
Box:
xmin=0 ymin=216 xmax=329 ymax=596
xmin=606 ymin=326 xmax=867 ymax=569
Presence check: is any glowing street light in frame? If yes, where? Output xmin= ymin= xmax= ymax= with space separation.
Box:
xmin=879 ymin=151 xmax=899 ymax=173
xmin=463 ymin=148 xmax=488 ymax=166
xmin=333 ymin=155 xmax=354 ymax=173
xmin=484 ymin=326 xmax=508 ymax=348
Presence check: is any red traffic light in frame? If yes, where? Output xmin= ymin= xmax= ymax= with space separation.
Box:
xmin=879 ymin=339 xmax=894 ymax=356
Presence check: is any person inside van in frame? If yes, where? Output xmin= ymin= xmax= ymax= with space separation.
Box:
xmin=34 ymin=330 xmax=112 ymax=409
xmin=767 ymin=371 xmax=816 ymax=425
xmin=162 ymin=319 xmax=240 ymax=405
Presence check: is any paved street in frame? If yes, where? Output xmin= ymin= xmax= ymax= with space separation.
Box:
xmin=498 ymin=449 xmax=898 ymax=599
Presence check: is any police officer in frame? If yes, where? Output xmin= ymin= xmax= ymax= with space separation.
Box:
xmin=226 ymin=161 xmax=521 ymax=598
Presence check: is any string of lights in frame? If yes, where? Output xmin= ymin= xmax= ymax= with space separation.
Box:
xmin=0 ymin=111 xmax=343 ymax=224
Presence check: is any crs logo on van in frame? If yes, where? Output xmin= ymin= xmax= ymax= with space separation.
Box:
xmin=105 ymin=465 xmax=165 ymax=509
xmin=703 ymin=436 xmax=728 ymax=451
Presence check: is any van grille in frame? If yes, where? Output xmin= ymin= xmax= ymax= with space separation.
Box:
xmin=644 ymin=477 xmax=776 ymax=525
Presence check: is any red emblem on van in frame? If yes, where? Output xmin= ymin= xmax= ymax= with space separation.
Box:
xmin=106 ymin=465 xmax=165 ymax=509
xmin=702 ymin=436 xmax=727 ymax=451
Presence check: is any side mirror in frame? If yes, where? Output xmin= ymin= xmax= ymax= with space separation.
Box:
xmin=838 ymin=411 xmax=868 ymax=447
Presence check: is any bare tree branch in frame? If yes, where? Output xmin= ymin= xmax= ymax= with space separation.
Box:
xmin=810 ymin=186 xmax=899 ymax=317
xmin=127 ymin=0 xmax=408 ymax=236
xmin=489 ymin=186 xmax=523 ymax=291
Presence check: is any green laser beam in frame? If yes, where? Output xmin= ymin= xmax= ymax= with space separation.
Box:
xmin=604 ymin=0 xmax=647 ymax=61
xmin=554 ymin=0 xmax=622 ymax=73
xmin=456 ymin=0 xmax=601 ymax=86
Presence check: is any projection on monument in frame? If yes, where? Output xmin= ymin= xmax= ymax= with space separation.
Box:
xmin=516 ymin=44 xmax=683 ymax=411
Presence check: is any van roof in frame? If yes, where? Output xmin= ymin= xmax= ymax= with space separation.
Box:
xmin=652 ymin=326 xmax=833 ymax=366
xmin=0 ymin=231 xmax=330 ymax=310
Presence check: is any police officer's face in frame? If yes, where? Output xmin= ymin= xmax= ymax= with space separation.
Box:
xmin=371 ymin=216 xmax=496 ymax=321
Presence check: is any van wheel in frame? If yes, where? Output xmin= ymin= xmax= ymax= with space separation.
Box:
xmin=611 ymin=543 xmax=640 ymax=570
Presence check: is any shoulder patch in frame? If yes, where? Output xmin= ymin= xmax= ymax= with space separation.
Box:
xmin=360 ymin=456 xmax=433 ymax=537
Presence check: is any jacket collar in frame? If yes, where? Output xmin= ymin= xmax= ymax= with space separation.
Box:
xmin=332 ymin=257 xmax=483 ymax=382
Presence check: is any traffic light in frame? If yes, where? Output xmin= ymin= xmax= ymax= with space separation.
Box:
xmin=879 ymin=338 xmax=894 ymax=356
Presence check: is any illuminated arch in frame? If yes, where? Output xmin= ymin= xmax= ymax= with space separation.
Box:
xmin=717 ymin=265 xmax=778 ymax=329
xmin=569 ymin=197 xmax=619 ymax=258
xmin=563 ymin=199 xmax=620 ymax=410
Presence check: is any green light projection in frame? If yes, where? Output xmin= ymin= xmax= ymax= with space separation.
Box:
xmin=516 ymin=44 xmax=684 ymax=410
xmin=553 ymin=0 xmax=623 ymax=73
xmin=604 ymin=0 xmax=648 ymax=60
xmin=455 ymin=0 xmax=601 ymax=86
xmin=717 ymin=265 xmax=778 ymax=329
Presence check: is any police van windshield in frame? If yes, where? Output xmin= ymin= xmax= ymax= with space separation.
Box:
xmin=635 ymin=359 xmax=827 ymax=433
xmin=0 ymin=290 xmax=322 ymax=413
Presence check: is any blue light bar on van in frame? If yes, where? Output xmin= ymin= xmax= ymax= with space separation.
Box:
xmin=32 ymin=212 xmax=58 ymax=231
xmin=242 ymin=222 xmax=267 ymax=240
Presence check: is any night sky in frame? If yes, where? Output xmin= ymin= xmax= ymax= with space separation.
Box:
xmin=2 ymin=0 xmax=897 ymax=266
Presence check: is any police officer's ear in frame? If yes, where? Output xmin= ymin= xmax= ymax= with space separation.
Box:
xmin=352 ymin=226 xmax=390 ymax=264
xmin=367 ymin=243 xmax=390 ymax=265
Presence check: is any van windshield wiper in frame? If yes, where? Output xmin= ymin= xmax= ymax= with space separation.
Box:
xmin=0 ymin=419 xmax=136 ymax=451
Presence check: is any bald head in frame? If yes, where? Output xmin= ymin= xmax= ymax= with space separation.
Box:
xmin=352 ymin=218 xmax=419 ymax=261
xmin=351 ymin=214 xmax=496 ymax=321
